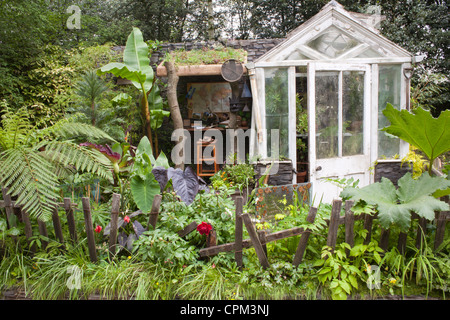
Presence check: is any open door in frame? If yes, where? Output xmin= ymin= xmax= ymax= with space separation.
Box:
xmin=308 ymin=63 xmax=371 ymax=205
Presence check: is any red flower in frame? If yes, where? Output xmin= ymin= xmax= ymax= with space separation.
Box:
xmin=124 ymin=215 xmax=131 ymax=223
xmin=197 ymin=222 xmax=212 ymax=235
xmin=94 ymin=225 xmax=102 ymax=233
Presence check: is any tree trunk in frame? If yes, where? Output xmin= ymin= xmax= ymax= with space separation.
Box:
xmin=164 ymin=61 xmax=184 ymax=169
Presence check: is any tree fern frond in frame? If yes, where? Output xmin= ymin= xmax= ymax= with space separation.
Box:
xmin=45 ymin=140 xmax=114 ymax=182
xmin=0 ymin=107 xmax=35 ymax=150
xmin=56 ymin=121 xmax=117 ymax=143
xmin=0 ymin=148 xmax=58 ymax=221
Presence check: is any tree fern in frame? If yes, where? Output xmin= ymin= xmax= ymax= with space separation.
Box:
xmin=0 ymin=106 xmax=117 ymax=221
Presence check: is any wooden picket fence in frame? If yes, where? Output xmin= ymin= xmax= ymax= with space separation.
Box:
xmin=196 ymin=196 xmax=450 ymax=269
xmin=1 ymin=186 xmax=449 ymax=268
xmin=0 ymin=188 xmax=162 ymax=262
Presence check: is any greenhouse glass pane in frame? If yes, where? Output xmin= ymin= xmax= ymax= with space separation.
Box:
xmin=307 ymin=26 xmax=360 ymax=58
xmin=378 ymin=65 xmax=401 ymax=158
xmin=315 ymin=71 xmax=339 ymax=159
xmin=342 ymin=71 xmax=364 ymax=156
xmin=265 ymin=68 xmax=289 ymax=159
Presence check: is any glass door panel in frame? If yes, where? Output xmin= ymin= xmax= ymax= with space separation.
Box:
xmin=342 ymin=71 xmax=364 ymax=156
xmin=315 ymin=72 xmax=339 ymax=159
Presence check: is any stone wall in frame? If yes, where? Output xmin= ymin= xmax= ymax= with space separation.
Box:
xmin=374 ymin=161 xmax=412 ymax=187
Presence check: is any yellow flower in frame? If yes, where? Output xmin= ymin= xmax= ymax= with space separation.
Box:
xmin=128 ymin=256 xmax=132 ymax=259
xmin=389 ymin=278 xmax=397 ymax=284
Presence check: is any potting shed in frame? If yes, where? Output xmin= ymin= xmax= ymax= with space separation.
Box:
xmin=245 ymin=1 xmax=422 ymax=204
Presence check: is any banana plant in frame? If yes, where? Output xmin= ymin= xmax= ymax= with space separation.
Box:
xmin=97 ymin=27 xmax=156 ymax=154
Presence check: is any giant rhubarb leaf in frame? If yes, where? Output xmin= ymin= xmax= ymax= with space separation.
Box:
xmin=341 ymin=172 xmax=450 ymax=231
xmin=382 ymin=104 xmax=450 ymax=172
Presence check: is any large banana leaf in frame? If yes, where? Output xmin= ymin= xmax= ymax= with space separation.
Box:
xmin=97 ymin=63 xmax=146 ymax=89
xmin=97 ymin=28 xmax=153 ymax=94
xmin=123 ymin=27 xmax=154 ymax=93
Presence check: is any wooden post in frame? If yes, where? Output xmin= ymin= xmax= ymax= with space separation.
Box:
xmin=51 ymin=204 xmax=64 ymax=245
xmin=241 ymin=213 xmax=270 ymax=269
xmin=178 ymin=221 xmax=199 ymax=237
xmin=293 ymin=206 xmax=317 ymax=266
xmin=326 ymin=200 xmax=342 ymax=251
xmin=235 ymin=196 xmax=243 ymax=269
xmin=37 ymin=219 xmax=49 ymax=250
xmin=379 ymin=228 xmax=390 ymax=252
xmin=363 ymin=213 xmax=374 ymax=245
xmin=415 ymin=217 xmax=427 ymax=249
xmin=81 ymin=197 xmax=97 ymax=263
xmin=64 ymin=197 xmax=77 ymax=242
xmin=21 ymin=208 xmax=34 ymax=252
xmin=435 ymin=196 xmax=449 ymax=250
xmin=206 ymin=228 xmax=217 ymax=247
xmin=1 ymin=188 xmax=16 ymax=229
xmin=148 ymin=194 xmax=162 ymax=229
xmin=257 ymin=229 xmax=268 ymax=257
xmin=108 ymin=193 xmax=121 ymax=259
xmin=434 ymin=212 xmax=448 ymax=250
xmin=344 ymin=200 xmax=355 ymax=254
xmin=397 ymin=232 xmax=407 ymax=255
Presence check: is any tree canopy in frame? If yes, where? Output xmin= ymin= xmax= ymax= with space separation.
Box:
xmin=1 ymin=0 xmax=448 ymax=116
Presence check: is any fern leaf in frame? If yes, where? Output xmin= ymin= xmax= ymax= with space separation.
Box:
xmin=45 ymin=141 xmax=114 ymax=182
xmin=0 ymin=148 xmax=58 ymax=221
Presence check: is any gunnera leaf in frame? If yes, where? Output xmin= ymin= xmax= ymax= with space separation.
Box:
xmin=340 ymin=172 xmax=450 ymax=231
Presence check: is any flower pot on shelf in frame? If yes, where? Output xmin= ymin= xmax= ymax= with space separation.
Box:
xmin=297 ymin=171 xmax=307 ymax=183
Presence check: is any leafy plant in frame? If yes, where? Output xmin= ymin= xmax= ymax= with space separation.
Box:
xmin=97 ymin=27 xmax=156 ymax=153
xmin=152 ymin=165 xmax=205 ymax=205
xmin=130 ymin=136 xmax=161 ymax=213
xmin=0 ymin=106 xmax=116 ymax=221
xmin=164 ymin=47 xmax=247 ymax=66
xmin=382 ymin=103 xmax=450 ymax=174
xmin=314 ymin=243 xmax=363 ymax=300
xmin=132 ymin=228 xmax=197 ymax=265
xmin=341 ymin=172 xmax=450 ymax=231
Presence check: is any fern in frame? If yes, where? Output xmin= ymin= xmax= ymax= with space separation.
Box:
xmin=0 ymin=106 xmax=116 ymax=221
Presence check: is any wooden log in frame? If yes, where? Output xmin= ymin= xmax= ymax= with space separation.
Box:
xmin=234 ymin=196 xmax=243 ymax=269
xmin=293 ymin=206 xmax=317 ymax=266
xmin=51 ymin=204 xmax=64 ymax=245
xmin=64 ymin=198 xmax=77 ymax=242
xmin=178 ymin=221 xmax=198 ymax=237
xmin=108 ymin=193 xmax=121 ymax=259
xmin=148 ymin=194 xmax=162 ymax=229
xmin=344 ymin=200 xmax=355 ymax=253
xmin=81 ymin=198 xmax=97 ymax=263
xmin=241 ymin=213 xmax=270 ymax=269
xmin=326 ymin=200 xmax=342 ymax=250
